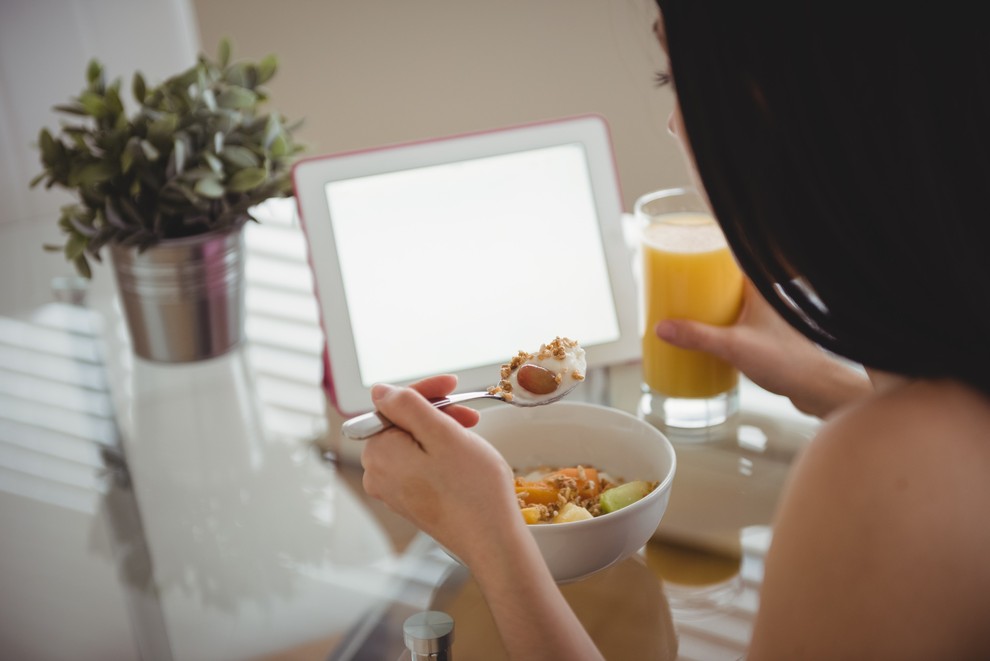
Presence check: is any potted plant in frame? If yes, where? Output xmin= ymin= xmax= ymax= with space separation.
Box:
xmin=31 ymin=39 xmax=304 ymax=362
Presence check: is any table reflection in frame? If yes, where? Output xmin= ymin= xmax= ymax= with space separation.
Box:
xmin=436 ymin=552 xmax=678 ymax=660
xmin=653 ymin=408 xmax=815 ymax=557
xmin=112 ymin=348 xmax=402 ymax=660
xmin=127 ymin=354 xmax=375 ymax=609
xmin=646 ymin=539 xmax=744 ymax=618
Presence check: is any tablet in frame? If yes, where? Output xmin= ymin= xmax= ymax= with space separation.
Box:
xmin=292 ymin=114 xmax=640 ymax=416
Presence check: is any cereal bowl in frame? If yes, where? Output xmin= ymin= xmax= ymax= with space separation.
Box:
xmin=471 ymin=401 xmax=676 ymax=583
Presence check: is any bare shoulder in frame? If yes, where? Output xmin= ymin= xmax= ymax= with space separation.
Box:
xmin=810 ymin=378 xmax=990 ymax=490
xmin=749 ymin=379 xmax=990 ymax=658
xmin=804 ymin=379 xmax=990 ymax=515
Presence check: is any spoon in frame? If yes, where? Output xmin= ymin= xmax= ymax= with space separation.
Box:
xmin=341 ymin=379 xmax=580 ymax=440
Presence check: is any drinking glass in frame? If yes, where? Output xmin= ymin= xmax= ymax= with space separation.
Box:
xmin=636 ymin=187 xmax=744 ymax=429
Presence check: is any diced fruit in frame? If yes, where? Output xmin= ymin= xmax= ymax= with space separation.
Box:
xmin=599 ymin=480 xmax=653 ymax=514
xmin=515 ymin=481 xmax=559 ymax=505
xmin=552 ymin=502 xmax=594 ymax=524
xmin=515 ymin=364 xmax=560 ymax=395
xmin=520 ymin=507 xmax=542 ymax=524
xmin=544 ymin=467 xmax=600 ymax=498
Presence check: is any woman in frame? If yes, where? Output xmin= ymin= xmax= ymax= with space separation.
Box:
xmin=361 ymin=2 xmax=990 ymax=657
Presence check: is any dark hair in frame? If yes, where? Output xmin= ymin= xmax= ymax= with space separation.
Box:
xmin=656 ymin=2 xmax=990 ymax=393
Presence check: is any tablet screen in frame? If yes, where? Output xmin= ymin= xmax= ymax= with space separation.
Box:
xmin=325 ymin=142 xmax=621 ymax=386
xmin=294 ymin=115 xmax=639 ymax=414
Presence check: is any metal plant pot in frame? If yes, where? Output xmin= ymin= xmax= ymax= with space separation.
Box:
xmin=110 ymin=225 xmax=246 ymax=363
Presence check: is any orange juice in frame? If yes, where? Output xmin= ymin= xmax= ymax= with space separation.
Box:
xmin=641 ymin=213 xmax=743 ymax=398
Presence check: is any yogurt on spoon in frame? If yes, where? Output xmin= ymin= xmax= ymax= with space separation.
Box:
xmin=488 ymin=336 xmax=587 ymax=404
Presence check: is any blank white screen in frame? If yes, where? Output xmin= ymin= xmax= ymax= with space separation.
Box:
xmin=325 ymin=143 xmax=621 ymax=386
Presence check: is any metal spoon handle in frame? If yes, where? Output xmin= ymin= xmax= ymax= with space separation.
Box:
xmin=341 ymin=391 xmax=497 ymax=440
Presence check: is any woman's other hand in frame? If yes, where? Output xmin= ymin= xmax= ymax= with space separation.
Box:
xmin=656 ymin=280 xmax=872 ymax=418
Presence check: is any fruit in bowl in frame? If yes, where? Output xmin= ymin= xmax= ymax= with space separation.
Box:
xmin=472 ymin=401 xmax=676 ymax=583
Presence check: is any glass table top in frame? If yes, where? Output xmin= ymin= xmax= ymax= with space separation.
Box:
xmin=0 ymin=208 xmax=820 ymax=660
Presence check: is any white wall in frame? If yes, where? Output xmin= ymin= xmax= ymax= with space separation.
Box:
xmin=0 ymin=0 xmax=201 ymax=315
xmin=0 ymin=0 xmax=199 ymax=653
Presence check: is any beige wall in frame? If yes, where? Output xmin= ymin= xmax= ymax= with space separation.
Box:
xmin=191 ymin=0 xmax=690 ymax=213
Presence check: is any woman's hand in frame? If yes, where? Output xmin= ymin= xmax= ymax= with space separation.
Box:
xmin=360 ymin=375 xmax=523 ymax=565
xmin=656 ymin=280 xmax=872 ymax=418
xmin=361 ymin=374 xmax=604 ymax=660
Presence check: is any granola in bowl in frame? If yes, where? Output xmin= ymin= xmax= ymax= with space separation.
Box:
xmin=514 ymin=464 xmax=658 ymax=524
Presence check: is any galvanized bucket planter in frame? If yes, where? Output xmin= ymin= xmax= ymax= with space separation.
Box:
xmin=110 ymin=225 xmax=246 ymax=363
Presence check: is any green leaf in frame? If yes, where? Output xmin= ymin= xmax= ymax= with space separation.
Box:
xmin=69 ymin=215 xmax=98 ymax=237
xmin=74 ymin=255 xmax=92 ymax=279
xmin=75 ymin=162 xmax=114 ymax=186
xmin=257 ymin=55 xmax=278 ymax=84
xmin=38 ymin=128 xmax=57 ymax=162
xmin=173 ymin=134 xmax=188 ymax=174
xmin=117 ymin=198 xmax=145 ymax=226
xmin=86 ymin=60 xmax=103 ymax=87
xmin=65 ymin=232 xmax=87 ymax=260
xmin=63 ymin=127 xmax=89 ymax=147
xmin=204 ymin=152 xmax=223 ymax=173
xmin=221 ymin=145 xmax=258 ymax=169
xmin=173 ymin=66 xmax=200 ymax=92
xmin=104 ymin=201 xmax=129 ymax=229
xmin=52 ymin=104 xmax=88 ymax=116
xmin=245 ymin=115 xmax=268 ymax=133
xmin=148 ymin=114 xmax=179 ymax=141
xmin=263 ymin=114 xmax=282 ymax=149
xmin=218 ymin=38 xmax=231 ymax=69
xmin=164 ymin=182 xmax=199 ymax=206
xmin=227 ymin=167 xmax=267 ymax=192
xmin=202 ymin=88 xmax=218 ymax=112
xmin=215 ymin=110 xmax=242 ymax=134
xmin=225 ymin=63 xmax=249 ymax=87
xmin=87 ymin=225 xmax=116 ymax=254
xmin=105 ymin=84 xmax=124 ymax=117
xmin=140 ymin=139 xmax=160 ymax=161
xmin=121 ymin=144 xmax=134 ymax=173
xmin=242 ymin=65 xmax=259 ymax=89
xmin=196 ymin=67 xmax=209 ymax=97
xmin=132 ymin=72 xmax=147 ymax=103
xmin=217 ymin=87 xmax=257 ymax=109
xmin=194 ymin=176 xmax=225 ymax=199
xmin=79 ymin=91 xmax=107 ymax=118
xmin=269 ymin=134 xmax=289 ymax=158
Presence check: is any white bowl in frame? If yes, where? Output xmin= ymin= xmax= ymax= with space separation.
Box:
xmin=472 ymin=401 xmax=677 ymax=583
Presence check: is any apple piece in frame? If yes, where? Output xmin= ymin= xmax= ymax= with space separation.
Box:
xmin=599 ymin=480 xmax=653 ymax=514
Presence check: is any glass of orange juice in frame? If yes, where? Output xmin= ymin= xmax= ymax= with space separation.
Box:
xmin=636 ymin=187 xmax=744 ymax=429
